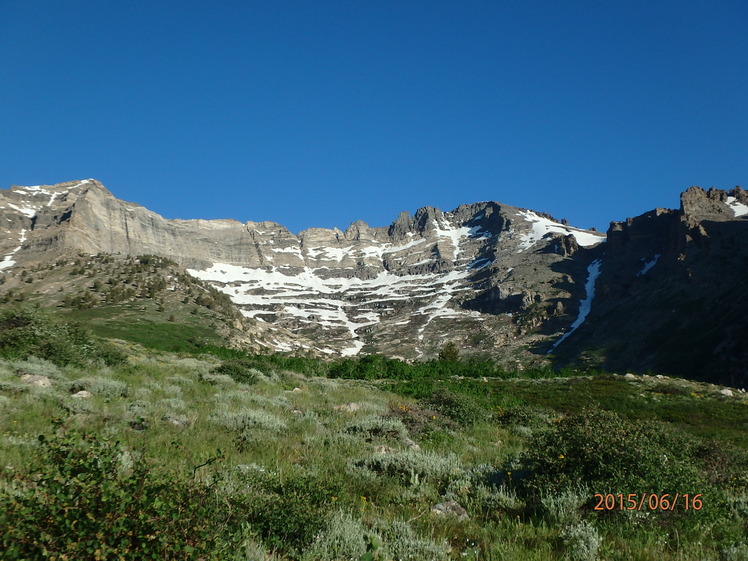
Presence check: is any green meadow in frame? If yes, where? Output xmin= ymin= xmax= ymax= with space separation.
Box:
xmin=0 ymin=308 xmax=746 ymax=560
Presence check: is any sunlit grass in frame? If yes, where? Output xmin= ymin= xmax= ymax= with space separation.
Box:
xmin=0 ymin=345 xmax=746 ymax=560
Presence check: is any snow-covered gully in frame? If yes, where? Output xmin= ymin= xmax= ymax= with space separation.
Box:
xmin=548 ymin=258 xmax=602 ymax=353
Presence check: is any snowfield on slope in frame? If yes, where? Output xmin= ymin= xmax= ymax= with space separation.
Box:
xmin=187 ymin=263 xmax=476 ymax=356
xmin=517 ymin=210 xmax=606 ymax=252
xmin=726 ymin=196 xmax=748 ymax=217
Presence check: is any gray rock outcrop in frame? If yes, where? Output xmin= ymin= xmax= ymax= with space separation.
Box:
xmin=2 ymin=179 xmax=746 ymax=385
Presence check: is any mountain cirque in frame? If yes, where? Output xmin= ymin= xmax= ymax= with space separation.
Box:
xmin=1 ymin=179 xmax=747 ymax=384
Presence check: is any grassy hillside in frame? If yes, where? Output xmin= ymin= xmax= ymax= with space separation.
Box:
xmin=0 ymin=310 xmax=746 ymax=560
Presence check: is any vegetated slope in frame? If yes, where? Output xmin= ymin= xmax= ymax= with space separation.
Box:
xmin=0 ymin=337 xmax=746 ymax=560
xmin=0 ymin=252 xmax=316 ymax=354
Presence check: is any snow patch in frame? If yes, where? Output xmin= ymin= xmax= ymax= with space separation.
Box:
xmin=468 ymin=257 xmax=492 ymax=270
xmin=0 ymin=229 xmax=27 ymax=270
xmin=272 ymin=246 xmax=303 ymax=254
xmin=7 ymin=203 xmax=36 ymax=218
xmin=468 ymin=225 xmax=492 ymax=239
xmin=726 ymin=196 xmax=748 ymax=217
xmin=637 ymin=254 xmax=660 ymax=276
xmin=549 ymin=259 xmax=602 ymax=352
xmin=188 ymin=260 xmax=475 ymax=356
xmin=517 ymin=211 xmax=605 ymax=252
xmin=383 ymin=238 xmax=427 ymax=254
xmin=434 ymin=218 xmax=471 ymax=261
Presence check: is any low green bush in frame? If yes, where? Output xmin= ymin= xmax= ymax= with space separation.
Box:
xmin=421 ymin=388 xmax=487 ymax=427
xmin=235 ymin=468 xmax=341 ymax=556
xmin=521 ymin=408 xmax=703 ymax=497
xmin=328 ymin=354 xmax=409 ymax=380
xmin=211 ymin=358 xmax=261 ymax=385
xmin=496 ymin=404 xmax=553 ymax=428
xmin=516 ymin=408 xmax=741 ymax=529
xmin=0 ymin=429 xmax=243 ymax=560
xmin=0 ymin=307 xmax=126 ymax=367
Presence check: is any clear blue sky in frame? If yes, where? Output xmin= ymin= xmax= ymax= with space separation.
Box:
xmin=1 ymin=1 xmax=746 ymax=233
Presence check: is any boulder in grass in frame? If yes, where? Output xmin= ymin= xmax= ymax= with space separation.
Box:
xmin=431 ymin=500 xmax=469 ymax=521
xmin=374 ymin=445 xmax=397 ymax=455
xmin=20 ymin=374 xmax=51 ymax=388
xmin=163 ymin=415 xmax=190 ymax=428
xmin=334 ymin=402 xmax=361 ymax=413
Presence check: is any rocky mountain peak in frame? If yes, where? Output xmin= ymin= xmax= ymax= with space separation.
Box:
xmin=1 ymin=179 xmax=745 ymax=385
xmin=680 ymin=185 xmax=748 ymax=226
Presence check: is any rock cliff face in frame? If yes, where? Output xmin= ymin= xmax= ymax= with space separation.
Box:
xmin=0 ymin=179 xmax=606 ymax=363
xmin=550 ymin=186 xmax=748 ymax=385
xmin=1 ymin=180 xmax=746 ymax=384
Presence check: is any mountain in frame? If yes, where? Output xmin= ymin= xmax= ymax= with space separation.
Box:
xmin=1 ymin=179 xmax=746 ymax=385
xmin=551 ymin=186 xmax=748 ymax=386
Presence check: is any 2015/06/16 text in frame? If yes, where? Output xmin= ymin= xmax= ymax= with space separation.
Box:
xmin=593 ymin=493 xmax=703 ymax=511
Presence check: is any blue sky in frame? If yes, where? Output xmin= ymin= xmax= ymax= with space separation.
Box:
xmin=1 ymin=1 xmax=746 ymax=234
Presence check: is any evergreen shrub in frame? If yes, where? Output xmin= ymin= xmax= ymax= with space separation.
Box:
xmin=0 ymin=307 xmax=126 ymax=367
xmin=0 ymin=430 xmax=243 ymax=560
xmin=521 ymin=408 xmax=703 ymax=496
xmin=421 ymin=388 xmax=487 ymax=426
xmin=212 ymin=358 xmax=260 ymax=385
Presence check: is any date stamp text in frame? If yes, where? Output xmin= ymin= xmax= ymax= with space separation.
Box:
xmin=593 ymin=493 xmax=703 ymax=511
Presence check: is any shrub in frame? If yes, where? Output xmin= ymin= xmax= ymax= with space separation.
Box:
xmin=539 ymin=485 xmax=588 ymax=525
xmin=236 ymin=468 xmax=340 ymax=556
xmin=354 ymin=450 xmax=461 ymax=488
xmin=158 ymin=397 xmax=187 ymax=411
xmin=438 ymin=341 xmax=460 ymax=362
xmin=328 ymin=354 xmax=411 ymax=380
xmin=344 ymin=416 xmax=409 ymax=442
xmin=199 ymin=372 xmax=235 ymax=385
xmin=560 ymin=521 xmax=602 ymax=561
xmin=304 ymin=512 xmax=449 ymax=561
xmin=420 ymin=388 xmax=486 ymax=426
xmin=496 ymin=404 xmax=553 ymax=428
xmin=8 ymin=356 xmax=61 ymax=379
xmin=212 ymin=359 xmax=260 ymax=385
xmin=0 ymin=307 xmax=126 ymax=367
xmin=303 ymin=510 xmax=370 ymax=561
xmin=444 ymin=465 xmax=523 ymax=519
xmin=209 ymin=409 xmax=287 ymax=432
xmin=721 ymin=543 xmax=748 ymax=561
xmin=0 ymin=430 xmax=243 ymax=560
xmin=372 ymin=519 xmax=450 ymax=561
xmin=520 ymin=408 xmax=703 ymax=497
xmin=69 ymin=376 xmax=129 ymax=398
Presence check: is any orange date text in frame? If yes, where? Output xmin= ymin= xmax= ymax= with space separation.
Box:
xmin=593 ymin=493 xmax=702 ymax=511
